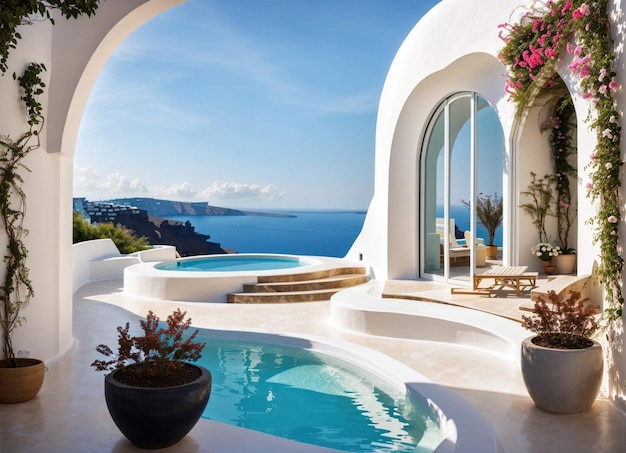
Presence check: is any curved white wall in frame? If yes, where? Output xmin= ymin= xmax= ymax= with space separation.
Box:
xmin=348 ymin=0 xmax=520 ymax=278
xmin=348 ymin=0 xmax=626 ymax=416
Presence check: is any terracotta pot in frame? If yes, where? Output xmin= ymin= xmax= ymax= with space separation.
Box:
xmin=486 ymin=245 xmax=498 ymax=259
xmin=0 ymin=358 xmax=45 ymax=403
xmin=554 ymin=253 xmax=576 ymax=274
xmin=521 ymin=336 xmax=603 ymax=414
xmin=543 ymin=261 xmax=556 ymax=275
xmin=104 ymin=363 xmax=211 ymax=449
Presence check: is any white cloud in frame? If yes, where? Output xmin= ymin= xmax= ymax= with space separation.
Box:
xmin=154 ymin=182 xmax=197 ymax=199
xmin=197 ymin=181 xmax=285 ymax=202
xmin=100 ymin=173 xmax=149 ymax=195
xmin=73 ymin=166 xmax=284 ymax=204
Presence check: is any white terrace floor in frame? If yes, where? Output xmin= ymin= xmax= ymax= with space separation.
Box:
xmin=2 ymin=278 xmax=626 ymax=453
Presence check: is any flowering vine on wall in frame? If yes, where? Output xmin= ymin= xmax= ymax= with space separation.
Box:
xmin=542 ymin=95 xmax=577 ymax=253
xmin=498 ymin=0 xmax=624 ymax=321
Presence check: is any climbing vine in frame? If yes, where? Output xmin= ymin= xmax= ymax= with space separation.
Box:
xmin=542 ymin=95 xmax=577 ymax=253
xmin=0 ymin=63 xmax=45 ymax=364
xmin=0 ymin=0 xmax=100 ymax=74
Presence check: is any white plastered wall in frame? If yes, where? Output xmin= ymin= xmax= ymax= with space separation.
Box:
xmin=0 ymin=0 xmax=185 ymax=364
xmin=347 ymin=0 xmax=521 ymax=278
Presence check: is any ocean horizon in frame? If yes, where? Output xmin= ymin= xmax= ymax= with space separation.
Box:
xmin=163 ymin=209 xmax=367 ymax=258
xmin=161 ymin=204 xmax=501 ymax=258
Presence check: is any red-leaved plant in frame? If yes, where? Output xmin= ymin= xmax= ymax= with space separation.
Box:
xmin=91 ymin=309 xmax=205 ymax=387
xmin=521 ymin=290 xmax=599 ymax=349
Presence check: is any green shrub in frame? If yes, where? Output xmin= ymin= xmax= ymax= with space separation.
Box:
xmin=73 ymin=212 xmax=150 ymax=254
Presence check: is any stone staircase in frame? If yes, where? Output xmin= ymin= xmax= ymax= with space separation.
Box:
xmin=226 ymin=266 xmax=368 ymax=303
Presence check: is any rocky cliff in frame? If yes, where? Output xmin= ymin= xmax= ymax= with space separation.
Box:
xmin=109 ymin=198 xmax=294 ymax=218
xmin=113 ymin=209 xmax=231 ymax=256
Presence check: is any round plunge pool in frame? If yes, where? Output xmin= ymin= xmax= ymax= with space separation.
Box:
xmin=156 ymin=254 xmax=310 ymax=272
xmin=123 ymin=253 xmax=334 ymax=302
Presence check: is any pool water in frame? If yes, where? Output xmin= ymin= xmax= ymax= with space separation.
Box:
xmin=197 ymin=337 xmax=441 ymax=452
xmin=156 ymin=255 xmax=307 ymax=272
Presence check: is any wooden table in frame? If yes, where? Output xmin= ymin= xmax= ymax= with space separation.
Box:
xmin=451 ymin=265 xmax=538 ymax=295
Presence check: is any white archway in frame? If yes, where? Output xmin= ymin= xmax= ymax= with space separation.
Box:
xmin=0 ymin=0 xmax=185 ymax=362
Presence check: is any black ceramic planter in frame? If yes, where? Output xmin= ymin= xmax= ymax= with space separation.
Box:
xmin=104 ymin=364 xmax=212 ymax=449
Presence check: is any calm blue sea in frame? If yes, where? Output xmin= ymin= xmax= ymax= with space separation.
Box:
xmin=163 ymin=210 xmax=366 ymax=258
xmin=163 ymin=206 xmax=501 ymax=257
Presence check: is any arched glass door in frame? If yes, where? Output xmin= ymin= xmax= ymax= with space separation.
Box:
xmin=422 ymin=93 xmax=505 ymax=285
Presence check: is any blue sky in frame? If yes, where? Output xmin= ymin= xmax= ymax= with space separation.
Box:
xmin=74 ymin=0 xmax=441 ymax=210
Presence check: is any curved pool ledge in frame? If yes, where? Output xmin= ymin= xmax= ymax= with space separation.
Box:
xmin=199 ymin=327 xmax=504 ymax=453
xmin=330 ymin=281 xmax=527 ymax=364
xmin=123 ymin=254 xmax=361 ymax=302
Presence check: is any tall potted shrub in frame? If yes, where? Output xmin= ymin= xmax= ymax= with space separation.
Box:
xmin=520 ymin=290 xmax=602 ymax=414
xmin=541 ymin=95 xmax=578 ymax=274
xmin=0 ymin=1 xmax=101 ymax=403
xmin=92 ymin=309 xmax=212 ymax=449
xmin=461 ymin=193 xmax=503 ymax=259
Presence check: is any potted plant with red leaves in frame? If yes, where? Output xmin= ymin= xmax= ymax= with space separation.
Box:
xmin=92 ymin=309 xmax=211 ymax=449
xmin=520 ymin=290 xmax=602 ymax=414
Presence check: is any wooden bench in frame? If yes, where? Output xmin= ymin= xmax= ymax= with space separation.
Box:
xmin=451 ymin=266 xmax=538 ymax=296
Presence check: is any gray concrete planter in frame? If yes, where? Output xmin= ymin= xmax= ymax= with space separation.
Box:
xmin=521 ymin=336 xmax=603 ymax=414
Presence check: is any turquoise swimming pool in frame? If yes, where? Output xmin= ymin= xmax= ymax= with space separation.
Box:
xmin=156 ymin=254 xmax=309 ymax=272
xmin=196 ymin=335 xmax=442 ymax=452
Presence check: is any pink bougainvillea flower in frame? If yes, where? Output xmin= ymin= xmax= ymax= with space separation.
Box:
xmin=585 ymin=182 xmax=592 ymax=190
xmin=609 ymin=79 xmax=619 ymax=91
xmin=574 ymin=45 xmax=583 ymax=56
xmin=579 ymin=3 xmax=590 ymax=15
xmin=610 ymin=115 xmax=617 ymax=123
xmin=569 ymin=55 xmax=590 ymax=73
xmin=544 ymin=47 xmax=557 ymax=58
xmin=599 ymin=67 xmax=607 ymax=81
xmin=579 ymin=64 xmax=591 ymax=78
xmin=603 ymin=129 xmax=614 ymax=139
xmin=608 ymin=215 xmax=618 ymax=223
xmin=599 ymin=85 xmax=608 ymax=94
xmin=581 ymin=92 xmax=593 ymax=99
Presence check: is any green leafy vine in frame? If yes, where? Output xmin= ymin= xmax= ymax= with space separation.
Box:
xmin=0 ymin=0 xmax=100 ymax=74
